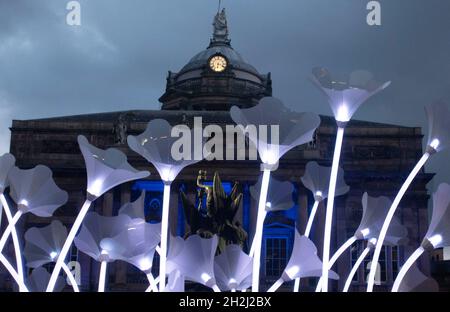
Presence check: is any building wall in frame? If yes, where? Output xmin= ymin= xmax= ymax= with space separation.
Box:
xmin=1 ymin=112 xmax=433 ymax=291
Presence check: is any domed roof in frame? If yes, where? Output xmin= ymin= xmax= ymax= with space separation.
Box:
xmin=178 ymin=43 xmax=260 ymax=76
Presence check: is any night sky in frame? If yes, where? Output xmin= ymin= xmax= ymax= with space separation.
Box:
xmin=1 ymin=0 xmax=450 ymax=190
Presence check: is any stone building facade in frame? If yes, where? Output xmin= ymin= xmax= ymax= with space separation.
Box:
xmin=1 ymin=10 xmax=434 ymax=291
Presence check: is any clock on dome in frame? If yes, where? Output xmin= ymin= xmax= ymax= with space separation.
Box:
xmin=209 ymin=55 xmax=228 ymax=72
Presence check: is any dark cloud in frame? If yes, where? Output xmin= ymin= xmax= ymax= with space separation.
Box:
xmin=1 ymin=0 xmax=450 ymax=188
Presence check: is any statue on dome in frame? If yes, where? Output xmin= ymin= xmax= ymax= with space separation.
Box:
xmin=212 ymin=8 xmax=230 ymax=43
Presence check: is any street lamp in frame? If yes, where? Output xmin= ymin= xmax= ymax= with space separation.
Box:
xmin=312 ymin=67 xmax=391 ymax=291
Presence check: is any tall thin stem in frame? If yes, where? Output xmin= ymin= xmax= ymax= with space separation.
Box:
xmin=0 ymin=253 xmax=28 ymax=291
xmin=47 ymin=199 xmax=92 ymax=292
xmin=267 ymin=278 xmax=284 ymax=292
xmin=0 ymin=194 xmax=24 ymax=290
xmin=159 ymin=183 xmax=171 ymax=291
xmin=343 ymin=246 xmax=371 ymax=292
xmin=321 ymin=126 xmax=345 ymax=292
xmin=391 ymin=246 xmax=425 ymax=292
xmin=294 ymin=200 xmax=320 ymax=292
xmin=316 ymin=236 xmax=357 ymax=292
xmin=145 ymin=273 xmax=158 ymax=292
xmin=61 ymin=262 xmax=80 ymax=292
xmin=367 ymin=153 xmax=430 ymax=292
xmin=98 ymin=261 xmax=108 ymax=292
xmin=251 ymin=169 xmax=271 ymax=292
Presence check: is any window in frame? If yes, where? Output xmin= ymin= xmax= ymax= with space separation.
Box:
xmin=364 ymin=246 xmax=388 ymax=284
xmin=264 ymin=237 xmax=288 ymax=278
xmin=391 ymin=246 xmax=399 ymax=279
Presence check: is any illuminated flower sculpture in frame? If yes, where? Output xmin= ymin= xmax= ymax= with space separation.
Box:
xmin=368 ymin=101 xmax=450 ymax=291
xmin=166 ymin=235 xmax=186 ymax=292
xmin=166 ymin=235 xmax=220 ymax=292
xmin=128 ymin=119 xmax=204 ymax=291
xmin=214 ymin=244 xmax=253 ymax=292
xmin=0 ymin=153 xmax=25 ymax=291
xmin=395 ymin=263 xmax=439 ymax=292
xmin=118 ymin=191 xmax=146 ymax=221
xmin=301 ymin=161 xmax=349 ymax=238
xmin=267 ymin=231 xmax=339 ymax=292
xmin=23 ymin=221 xmax=79 ymax=292
xmin=47 ymin=136 xmax=149 ymax=292
xmin=392 ymin=183 xmax=450 ymax=292
xmin=316 ymin=192 xmax=407 ymax=291
xmin=311 ymin=67 xmax=391 ymax=291
xmin=0 ymin=165 xmax=68 ymax=292
xmin=28 ymin=267 xmax=65 ymax=292
xmin=101 ymin=220 xmax=161 ymax=292
xmin=231 ymin=97 xmax=320 ymax=291
xmin=74 ymin=212 xmax=132 ymax=292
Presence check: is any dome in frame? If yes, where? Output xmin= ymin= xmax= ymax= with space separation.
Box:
xmin=159 ymin=8 xmax=272 ymax=111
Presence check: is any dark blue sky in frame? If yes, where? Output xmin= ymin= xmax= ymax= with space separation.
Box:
xmin=1 ymin=0 xmax=450 ymax=188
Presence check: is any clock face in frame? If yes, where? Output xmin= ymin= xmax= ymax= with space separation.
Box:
xmin=209 ymin=55 xmax=227 ymax=72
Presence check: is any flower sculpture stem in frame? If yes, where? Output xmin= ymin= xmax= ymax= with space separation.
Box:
xmin=321 ymin=126 xmax=345 ymax=291
xmin=0 ymin=194 xmax=25 ymax=291
xmin=145 ymin=274 xmax=159 ymax=292
xmin=293 ymin=199 xmax=320 ymax=292
xmin=267 ymin=278 xmax=284 ymax=292
xmin=0 ymin=253 xmax=28 ymax=291
xmin=367 ymin=152 xmax=431 ymax=292
xmin=343 ymin=246 xmax=371 ymax=292
xmin=391 ymin=246 xmax=425 ymax=292
xmin=61 ymin=262 xmax=80 ymax=292
xmin=98 ymin=261 xmax=108 ymax=292
xmin=316 ymin=236 xmax=357 ymax=291
xmin=159 ymin=183 xmax=171 ymax=291
xmin=47 ymin=199 xmax=93 ymax=292
xmin=251 ymin=169 xmax=271 ymax=292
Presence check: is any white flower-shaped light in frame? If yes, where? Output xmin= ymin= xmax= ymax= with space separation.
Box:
xmin=231 ymin=97 xmax=320 ymax=292
xmin=127 ymin=119 xmax=202 ymax=183
xmin=8 ymin=165 xmax=68 ymax=217
xmin=23 ymin=221 xmax=80 ymax=292
xmin=425 ymin=100 xmax=450 ymax=153
xmin=47 ymin=136 xmax=150 ymax=292
xmin=0 ymin=154 xmax=27 ymax=291
xmin=268 ymin=231 xmax=338 ymax=292
xmin=368 ymin=102 xmax=450 ymax=292
xmin=249 ymin=176 xmax=294 ymax=212
xmin=422 ymin=183 xmax=450 ymax=250
xmin=311 ymin=67 xmax=391 ymax=124
xmin=127 ymin=119 xmax=204 ymax=291
xmin=74 ymin=212 xmax=132 ymax=262
xmin=74 ymin=212 xmax=132 ymax=292
xmin=118 ymin=191 xmax=146 ymax=221
xmin=167 ymin=235 xmax=220 ymax=292
xmin=79 ymin=135 xmax=150 ymax=199
xmin=0 ymin=153 xmax=15 ymax=194
xmin=396 ymin=263 xmax=439 ymax=292
xmin=28 ymin=267 xmax=65 ymax=292
xmin=356 ymin=193 xmax=408 ymax=245
xmin=230 ymin=97 xmax=321 ymax=166
xmin=214 ymin=244 xmax=252 ymax=291
xmin=301 ymin=161 xmax=349 ymax=201
xmin=24 ymin=221 xmax=68 ymax=268
xmin=165 ymin=269 xmax=185 ymax=292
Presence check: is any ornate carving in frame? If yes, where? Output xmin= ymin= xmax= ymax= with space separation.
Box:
xmin=212 ymin=8 xmax=230 ymax=44
xmin=180 ymin=170 xmax=247 ymax=254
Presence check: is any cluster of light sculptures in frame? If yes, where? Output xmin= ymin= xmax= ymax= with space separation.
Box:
xmin=0 ymin=67 xmax=449 ymax=293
